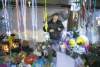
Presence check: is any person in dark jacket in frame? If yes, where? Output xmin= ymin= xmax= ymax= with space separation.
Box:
xmin=43 ymin=13 xmax=64 ymax=43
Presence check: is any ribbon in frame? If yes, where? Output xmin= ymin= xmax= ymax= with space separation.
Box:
xmin=44 ymin=0 xmax=48 ymax=32
xmin=89 ymin=0 xmax=96 ymax=13
xmin=20 ymin=0 xmax=27 ymax=40
xmin=94 ymin=0 xmax=96 ymax=12
xmin=32 ymin=0 xmax=38 ymax=40
xmin=2 ymin=0 xmax=11 ymax=34
xmin=16 ymin=0 xmax=21 ymax=39
xmin=82 ymin=0 xmax=86 ymax=20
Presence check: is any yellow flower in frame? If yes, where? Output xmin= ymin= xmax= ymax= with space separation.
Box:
xmin=76 ymin=35 xmax=88 ymax=45
xmin=69 ymin=39 xmax=76 ymax=47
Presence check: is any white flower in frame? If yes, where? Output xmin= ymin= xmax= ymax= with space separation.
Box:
xmin=42 ymin=45 xmax=46 ymax=49
xmin=73 ymin=45 xmax=86 ymax=54
xmin=33 ymin=49 xmax=42 ymax=56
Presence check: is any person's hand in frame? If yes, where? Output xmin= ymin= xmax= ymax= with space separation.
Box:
xmin=58 ymin=28 xmax=61 ymax=31
xmin=50 ymin=29 xmax=54 ymax=32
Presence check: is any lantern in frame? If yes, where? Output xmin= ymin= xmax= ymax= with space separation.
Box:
xmin=12 ymin=43 xmax=18 ymax=48
xmin=18 ymin=51 xmax=27 ymax=59
xmin=2 ymin=45 xmax=9 ymax=52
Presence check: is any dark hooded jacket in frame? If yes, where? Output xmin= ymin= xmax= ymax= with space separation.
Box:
xmin=43 ymin=19 xmax=64 ymax=40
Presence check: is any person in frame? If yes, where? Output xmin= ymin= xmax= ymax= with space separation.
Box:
xmin=43 ymin=13 xmax=64 ymax=45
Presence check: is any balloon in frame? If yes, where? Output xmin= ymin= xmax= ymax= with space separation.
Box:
xmin=24 ymin=55 xmax=37 ymax=64
xmin=69 ymin=39 xmax=76 ymax=48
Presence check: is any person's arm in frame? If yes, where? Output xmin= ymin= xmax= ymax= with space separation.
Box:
xmin=58 ymin=21 xmax=64 ymax=32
